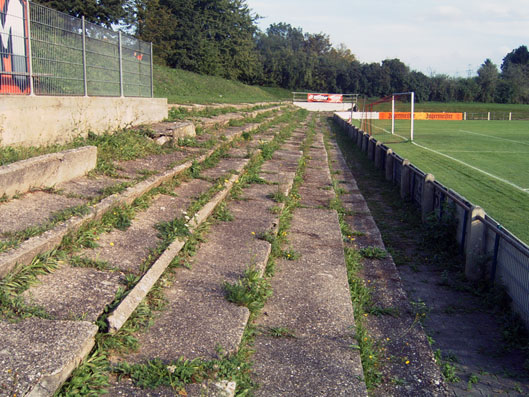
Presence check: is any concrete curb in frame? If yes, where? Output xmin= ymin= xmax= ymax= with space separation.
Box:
xmin=0 ymin=123 xmax=268 ymax=279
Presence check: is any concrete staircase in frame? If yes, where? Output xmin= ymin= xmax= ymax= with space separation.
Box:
xmin=0 ymin=108 xmax=445 ymax=397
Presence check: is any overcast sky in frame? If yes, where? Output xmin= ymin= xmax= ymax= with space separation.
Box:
xmin=246 ymin=0 xmax=529 ymax=77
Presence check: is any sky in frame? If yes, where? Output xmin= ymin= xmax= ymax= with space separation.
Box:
xmin=246 ymin=0 xmax=529 ymax=77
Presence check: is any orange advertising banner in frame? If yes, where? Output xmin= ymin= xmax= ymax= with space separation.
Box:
xmin=378 ymin=112 xmax=462 ymax=121
xmin=379 ymin=112 xmax=410 ymax=120
xmin=427 ymin=113 xmax=463 ymax=120
xmin=307 ymin=93 xmax=343 ymax=103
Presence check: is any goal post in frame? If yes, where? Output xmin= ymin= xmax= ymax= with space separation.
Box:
xmin=365 ymin=91 xmax=415 ymax=142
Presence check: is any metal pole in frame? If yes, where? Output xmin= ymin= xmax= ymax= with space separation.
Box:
xmin=118 ymin=31 xmax=124 ymax=97
xmin=410 ymin=91 xmax=415 ymax=141
xmin=26 ymin=1 xmax=35 ymax=96
xmin=82 ymin=16 xmax=88 ymax=96
xmin=150 ymin=42 xmax=154 ymax=98
xmin=391 ymin=95 xmax=395 ymax=135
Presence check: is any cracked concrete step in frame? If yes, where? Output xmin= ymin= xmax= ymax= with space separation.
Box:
xmin=0 ymin=113 xmax=285 ymax=279
xmin=21 ymin=147 xmax=255 ymax=324
xmin=0 ymin=192 xmax=87 ymax=236
xmin=104 ymin=123 xmax=307 ymax=396
xmin=251 ymin=132 xmax=368 ymax=397
xmin=0 ymin=318 xmax=98 ymax=397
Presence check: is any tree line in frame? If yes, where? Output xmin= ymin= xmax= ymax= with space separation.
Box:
xmin=35 ymin=0 xmax=529 ymax=104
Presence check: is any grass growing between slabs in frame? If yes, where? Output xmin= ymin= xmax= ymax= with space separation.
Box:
xmin=355 ymin=116 xmax=529 ymax=245
xmin=52 ymin=109 xmax=309 ymax=396
xmin=320 ymin=128 xmax=383 ymax=390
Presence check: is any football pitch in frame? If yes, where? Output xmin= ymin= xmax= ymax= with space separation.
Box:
xmin=363 ymin=119 xmax=529 ymax=244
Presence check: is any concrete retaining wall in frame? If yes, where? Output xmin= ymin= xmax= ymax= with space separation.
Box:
xmin=0 ymin=96 xmax=168 ymax=147
xmin=0 ymin=146 xmax=97 ymax=198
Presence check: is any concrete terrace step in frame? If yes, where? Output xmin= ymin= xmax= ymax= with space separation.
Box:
xmin=104 ymin=129 xmax=307 ymax=396
xmin=168 ymin=101 xmax=284 ymax=112
xmin=196 ymin=106 xmax=285 ymax=129
xmin=0 ymin=146 xmax=97 ymax=199
xmin=324 ymin=136 xmax=447 ymax=396
xmin=0 ymin=114 xmax=289 ymax=396
xmin=251 ymin=131 xmax=367 ymax=396
xmin=0 ymin=110 xmax=285 ymax=279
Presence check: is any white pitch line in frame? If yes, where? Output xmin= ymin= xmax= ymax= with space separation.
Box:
xmin=440 ymin=150 xmax=529 ymax=154
xmin=373 ymin=125 xmax=409 ymax=142
xmin=459 ymin=129 xmax=529 ymax=146
xmin=372 ymin=124 xmax=528 ymax=193
xmin=411 ymin=141 xmax=528 ymax=194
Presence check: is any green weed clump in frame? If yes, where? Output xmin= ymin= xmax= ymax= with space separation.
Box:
xmin=223 ymin=265 xmax=272 ymax=314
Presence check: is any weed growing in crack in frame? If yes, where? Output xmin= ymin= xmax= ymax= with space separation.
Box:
xmin=359 ymin=246 xmax=387 ymax=260
xmin=267 ymin=326 xmax=296 ymax=338
xmin=268 ymin=191 xmax=287 ymax=203
xmin=213 ymin=202 xmax=234 ymax=222
xmin=434 ymin=349 xmax=461 ymax=383
xmin=256 ymin=230 xmax=276 ymax=244
xmin=155 ymin=217 xmax=191 ymax=242
xmin=281 ymin=248 xmax=301 ymax=261
xmin=70 ymin=256 xmax=112 ymax=271
xmin=223 ymin=265 xmax=272 ymax=314
xmin=55 ymin=351 xmax=110 ymax=396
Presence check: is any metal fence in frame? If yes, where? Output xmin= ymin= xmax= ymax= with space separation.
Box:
xmin=333 ymin=114 xmax=529 ymax=329
xmin=465 ymin=112 xmax=529 ymax=121
xmin=0 ymin=1 xmax=152 ymax=97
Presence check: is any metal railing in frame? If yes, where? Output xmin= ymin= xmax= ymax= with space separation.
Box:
xmin=465 ymin=112 xmax=529 ymax=121
xmin=0 ymin=1 xmax=152 ymax=97
xmin=333 ymin=114 xmax=529 ymax=328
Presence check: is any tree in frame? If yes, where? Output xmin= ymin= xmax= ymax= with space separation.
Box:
xmin=476 ymin=59 xmax=499 ymax=103
xmin=501 ymin=45 xmax=529 ymax=71
xmin=134 ymin=0 xmax=260 ymax=81
xmin=34 ymin=0 xmax=128 ymax=27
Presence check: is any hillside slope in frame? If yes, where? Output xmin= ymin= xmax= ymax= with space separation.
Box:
xmin=154 ymin=64 xmax=291 ymax=104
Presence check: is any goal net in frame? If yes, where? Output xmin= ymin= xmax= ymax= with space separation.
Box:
xmin=363 ymin=92 xmax=415 ymax=142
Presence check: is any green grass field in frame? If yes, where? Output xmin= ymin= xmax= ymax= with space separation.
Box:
xmin=360 ymin=117 xmax=529 ymax=244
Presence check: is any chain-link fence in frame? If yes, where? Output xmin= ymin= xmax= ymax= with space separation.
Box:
xmin=0 ymin=1 xmax=152 ymax=97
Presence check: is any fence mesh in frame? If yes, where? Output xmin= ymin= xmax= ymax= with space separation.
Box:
xmin=1 ymin=1 xmax=152 ymax=97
